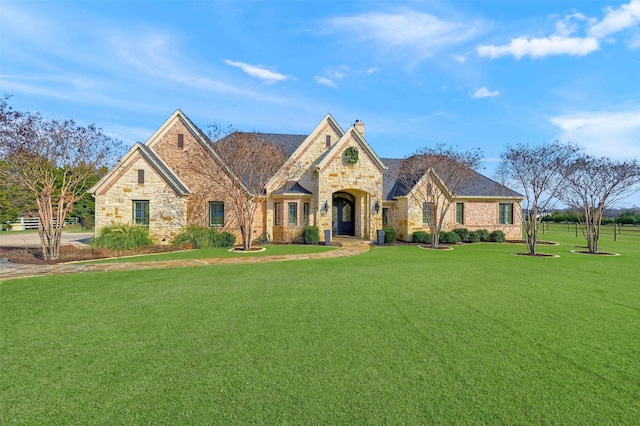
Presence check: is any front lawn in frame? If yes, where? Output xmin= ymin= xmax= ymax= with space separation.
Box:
xmin=1 ymin=229 xmax=639 ymax=423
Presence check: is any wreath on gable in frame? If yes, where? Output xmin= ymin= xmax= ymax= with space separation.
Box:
xmin=345 ymin=146 xmax=359 ymax=163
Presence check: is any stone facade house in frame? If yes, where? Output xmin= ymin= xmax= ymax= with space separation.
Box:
xmin=90 ymin=110 xmax=523 ymax=244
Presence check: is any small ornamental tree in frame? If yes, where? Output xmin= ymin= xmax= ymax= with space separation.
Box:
xmin=191 ymin=126 xmax=287 ymax=251
xmin=0 ymin=97 xmax=123 ymax=259
xmin=397 ymin=145 xmax=483 ymax=248
xmin=560 ymin=155 xmax=640 ymax=254
xmin=497 ymin=141 xmax=580 ymax=255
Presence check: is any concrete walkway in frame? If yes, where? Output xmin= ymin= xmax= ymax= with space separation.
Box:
xmin=0 ymin=238 xmax=371 ymax=282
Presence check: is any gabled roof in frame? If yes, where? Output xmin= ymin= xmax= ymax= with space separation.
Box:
xmin=266 ymin=113 xmax=346 ymax=186
xmin=147 ymin=109 xmax=252 ymax=195
xmin=380 ymin=157 xmax=523 ymax=200
xmin=89 ymin=143 xmax=190 ymax=196
xmin=317 ymin=125 xmax=387 ymax=173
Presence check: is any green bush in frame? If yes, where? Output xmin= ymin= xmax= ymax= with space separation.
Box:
xmin=412 ymin=231 xmax=431 ymax=244
xmin=489 ymin=230 xmax=506 ymax=243
xmin=467 ymin=231 xmax=480 ymax=243
xmin=383 ymin=227 xmax=397 ymax=244
xmin=220 ymin=231 xmax=236 ymax=247
xmin=172 ymin=225 xmax=235 ymax=248
xmin=439 ymin=231 xmax=461 ymax=244
xmin=91 ymin=224 xmax=154 ymax=250
xmin=303 ymin=226 xmax=320 ymax=244
xmin=477 ymin=229 xmax=490 ymax=242
xmin=452 ymin=228 xmax=470 ymax=242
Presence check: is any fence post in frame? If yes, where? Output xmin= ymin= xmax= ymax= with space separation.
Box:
xmin=575 ymin=223 xmax=578 ymax=238
xmin=614 ymin=223 xmax=617 ymax=241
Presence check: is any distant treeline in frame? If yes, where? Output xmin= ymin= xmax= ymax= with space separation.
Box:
xmin=542 ymin=209 xmax=640 ymax=225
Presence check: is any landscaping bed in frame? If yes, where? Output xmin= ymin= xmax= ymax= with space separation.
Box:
xmin=0 ymin=245 xmax=177 ymax=264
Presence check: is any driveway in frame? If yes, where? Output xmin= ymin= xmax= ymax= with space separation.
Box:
xmin=0 ymin=231 xmax=92 ymax=247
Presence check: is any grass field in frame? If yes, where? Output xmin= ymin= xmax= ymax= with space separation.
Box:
xmin=1 ymin=228 xmax=639 ymax=424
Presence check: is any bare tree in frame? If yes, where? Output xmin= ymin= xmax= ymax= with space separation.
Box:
xmin=560 ymin=155 xmax=640 ymax=254
xmin=497 ymin=142 xmax=581 ymax=255
xmin=191 ymin=126 xmax=287 ymax=250
xmin=398 ymin=145 xmax=483 ymax=248
xmin=0 ymin=98 xmax=123 ymax=259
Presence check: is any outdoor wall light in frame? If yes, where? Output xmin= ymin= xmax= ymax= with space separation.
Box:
xmin=374 ymin=201 xmax=380 ymax=214
xmin=323 ymin=201 xmax=329 ymax=214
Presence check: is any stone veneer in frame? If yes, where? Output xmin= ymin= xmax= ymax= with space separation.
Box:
xmin=94 ymin=156 xmax=187 ymax=242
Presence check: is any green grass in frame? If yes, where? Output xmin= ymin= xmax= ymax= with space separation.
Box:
xmin=85 ymin=244 xmax=335 ymax=263
xmin=1 ymin=230 xmax=639 ymax=423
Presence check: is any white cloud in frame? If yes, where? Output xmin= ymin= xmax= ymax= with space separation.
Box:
xmin=329 ymin=9 xmax=485 ymax=63
xmin=314 ymin=76 xmax=337 ymax=88
xmin=588 ymin=0 xmax=640 ymax=39
xmin=451 ymin=54 xmax=466 ymax=63
xmin=550 ymin=109 xmax=640 ymax=158
xmin=365 ymin=67 xmax=379 ymax=75
xmin=479 ymin=1 xmax=640 ymax=60
xmin=471 ymin=86 xmax=500 ymax=98
xmin=478 ymin=35 xmax=599 ymax=59
xmin=630 ymin=33 xmax=640 ymax=48
xmin=223 ymin=60 xmax=289 ymax=83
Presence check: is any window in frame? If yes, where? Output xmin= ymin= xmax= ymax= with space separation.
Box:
xmin=303 ymin=203 xmax=310 ymax=226
xmin=422 ymin=202 xmax=433 ymax=225
xmin=209 ymin=201 xmax=224 ymax=227
xmin=288 ymin=202 xmax=297 ymax=226
xmin=178 ymin=133 xmax=184 ymax=149
xmin=325 ymin=135 xmax=331 ymax=147
xmin=274 ymin=202 xmax=281 ymax=225
xmin=456 ymin=203 xmax=464 ymax=225
xmin=133 ymin=200 xmax=149 ymax=226
xmin=499 ymin=203 xmax=513 ymax=225
xmin=137 ymin=169 xmax=145 ymax=184
xmin=382 ymin=207 xmax=389 ymax=226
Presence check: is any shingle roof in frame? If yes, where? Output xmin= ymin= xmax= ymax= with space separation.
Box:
xmin=216 ymin=132 xmax=308 ymax=157
xmin=272 ymin=180 xmax=313 ymax=196
xmin=380 ymin=157 xmax=522 ymax=200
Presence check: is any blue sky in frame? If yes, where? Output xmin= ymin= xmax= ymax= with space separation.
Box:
xmin=2 ymin=1 xmax=640 ymax=205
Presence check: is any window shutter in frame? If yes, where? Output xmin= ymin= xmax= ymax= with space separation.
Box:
xmin=138 ymin=169 xmax=145 ymax=184
xmin=178 ymin=133 xmax=184 ymax=148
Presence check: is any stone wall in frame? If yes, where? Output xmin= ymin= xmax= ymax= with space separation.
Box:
xmin=94 ymin=156 xmax=187 ymax=243
xmin=316 ymin=131 xmax=383 ymax=241
xmin=149 ymin=117 xmax=263 ymax=244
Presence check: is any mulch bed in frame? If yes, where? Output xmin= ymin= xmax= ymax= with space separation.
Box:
xmin=0 ymin=245 xmax=177 ymax=265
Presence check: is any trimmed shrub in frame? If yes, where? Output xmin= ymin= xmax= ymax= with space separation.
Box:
xmin=439 ymin=231 xmax=461 ymax=244
xmin=172 ymin=225 xmax=235 ymax=248
xmin=91 ymin=224 xmax=154 ymax=250
xmin=412 ymin=231 xmax=431 ymax=244
xmin=303 ymin=226 xmax=320 ymax=244
xmin=467 ymin=231 xmax=480 ymax=243
xmin=476 ymin=229 xmax=490 ymax=242
xmin=383 ymin=227 xmax=397 ymax=243
xmin=452 ymin=228 xmax=470 ymax=242
xmin=489 ymin=230 xmax=506 ymax=243
xmin=220 ymin=231 xmax=236 ymax=247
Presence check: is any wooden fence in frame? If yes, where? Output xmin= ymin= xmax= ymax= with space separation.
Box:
xmin=538 ymin=222 xmax=640 ymax=241
xmin=7 ymin=217 xmax=79 ymax=230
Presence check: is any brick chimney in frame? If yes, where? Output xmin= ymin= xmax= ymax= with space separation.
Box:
xmin=354 ymin=119 xmax=365 ymax=137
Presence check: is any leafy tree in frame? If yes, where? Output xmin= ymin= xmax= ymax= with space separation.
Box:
xmin=397 ymin=145 xmax=483 ymax=248
xmin=192 ymin=126 xmax=287 ymax=251
xmin=70 ymin=167 xmax=106 ymax=229
xmin=0 ymin=97 xmax=123 ymax=259
xmin=561 ymin=155 xmax=640 ymax=253
xmin=497 ymin=142 xmax=580 ymax=255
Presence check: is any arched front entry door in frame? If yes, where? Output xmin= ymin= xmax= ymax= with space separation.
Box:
xmin=332 ymin=193 xmax=355 ymax=236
